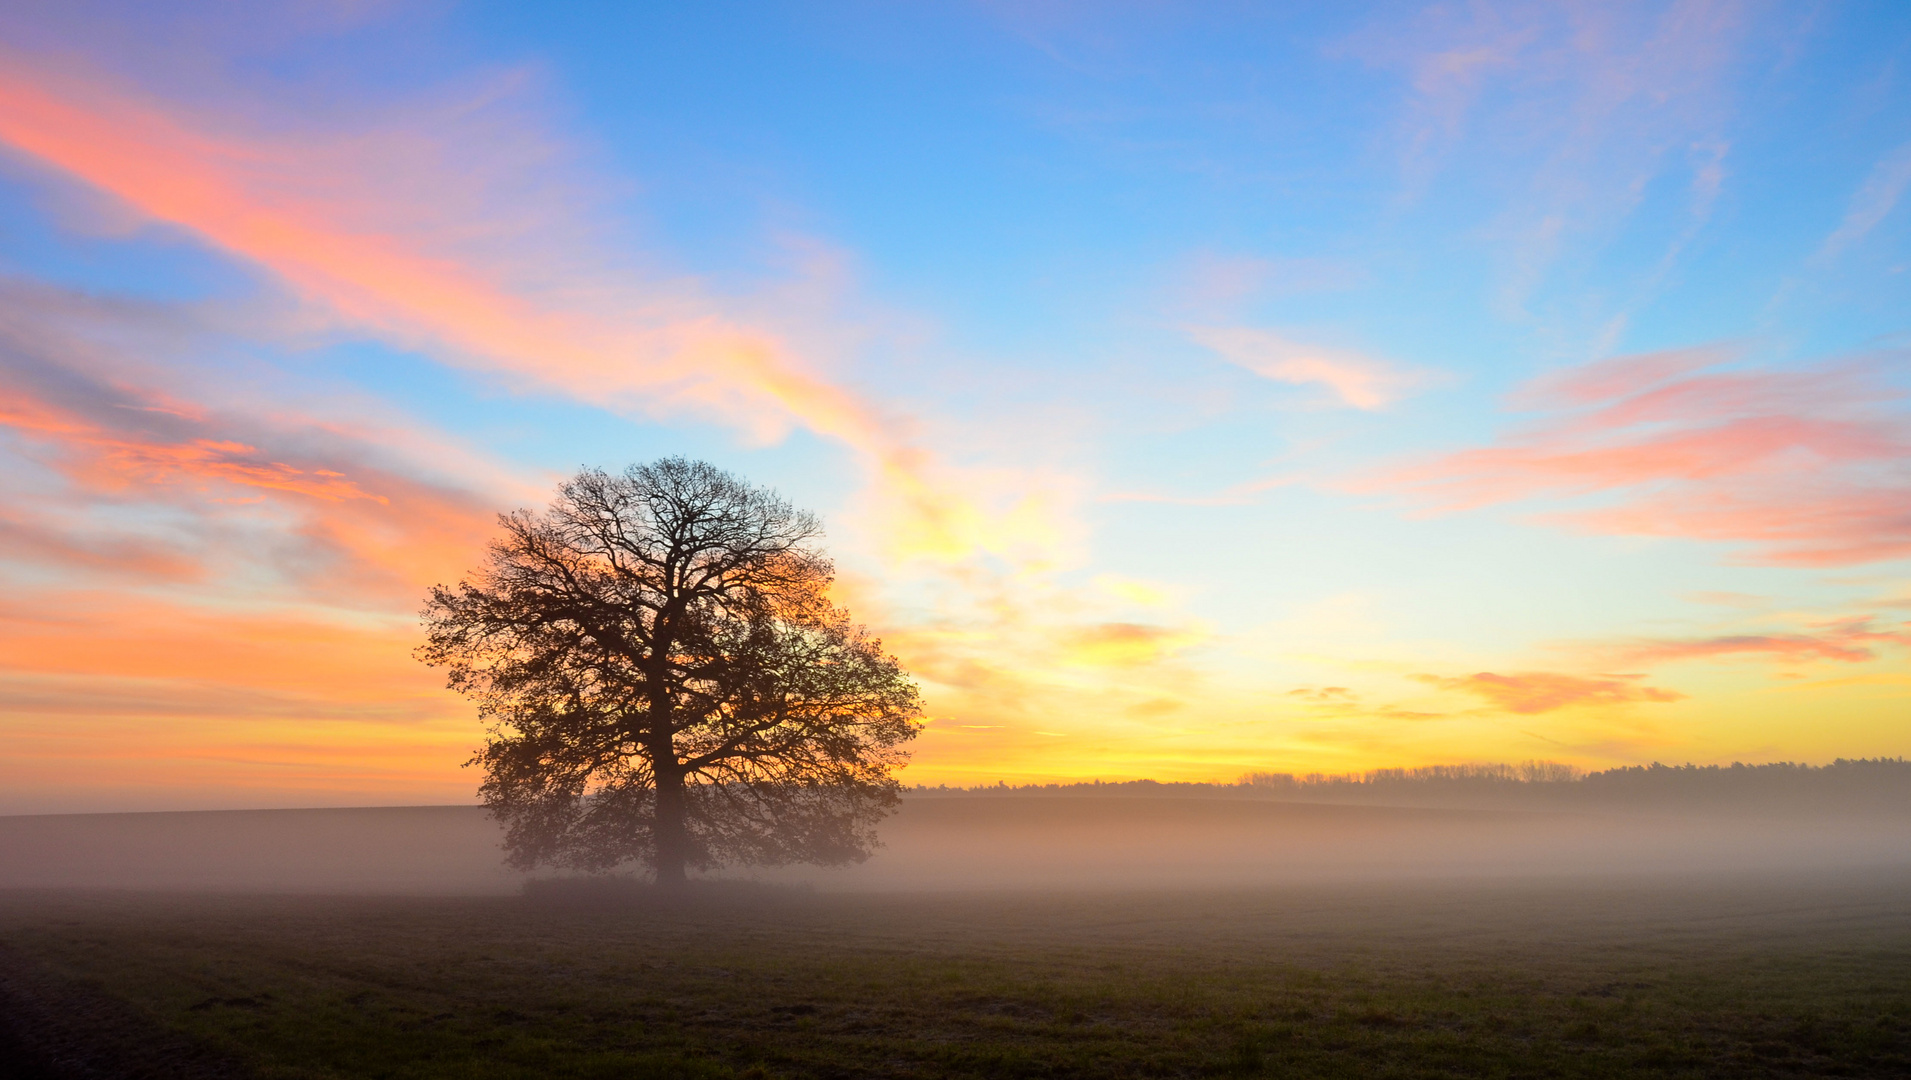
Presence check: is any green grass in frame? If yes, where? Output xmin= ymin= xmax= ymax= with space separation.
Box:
xmin=3 ymin=871 xmax=1910 ymax=1078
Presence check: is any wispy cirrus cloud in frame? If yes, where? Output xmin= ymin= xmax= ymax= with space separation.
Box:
xmin=1346 ymin=0 xmax=1750 ymax=329
xmin=1813 ymin=141 xmax=1911 ymax=265
xmin=1169 ymin=252 xmax=1366 ymax=313
xmin=1414 ymin=670 xmax=1684 ymax=715
xmin=1369 ymin=345 xmax=1911 ymax=566
xmin=1189 ymin=326 xmax=1425 ymax=410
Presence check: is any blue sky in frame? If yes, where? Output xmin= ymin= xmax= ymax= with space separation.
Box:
xmin=0 ymin=0 xmax=1907 ymax=810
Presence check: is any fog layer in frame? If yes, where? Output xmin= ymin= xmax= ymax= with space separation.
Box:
xmin=3 ymin=792 xmax=1908 ymax=894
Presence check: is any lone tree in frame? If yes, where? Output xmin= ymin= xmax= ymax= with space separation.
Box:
xmin=418 ymin=458 xmax=922 ymax=884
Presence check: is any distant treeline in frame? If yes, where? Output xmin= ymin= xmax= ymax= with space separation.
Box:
xmin=913 ymin=758 xmax=1911 ymax=814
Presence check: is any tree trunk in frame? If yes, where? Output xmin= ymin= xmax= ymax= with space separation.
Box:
xmin=645 ymin=625 xmax=689 ymax=888
xmin=652 ymin=759 xmax=690 ymax=888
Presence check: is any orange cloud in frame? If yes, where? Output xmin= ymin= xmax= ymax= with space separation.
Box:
xmin=1370 ymin=347 xmax=1911 ymax=566
xmin=1414 ymin=671 xmax=1684 ymax=715
xmin=1060 ymin=621 xmax=1204 ymax=667
xmin=1287 ymin=686 xmax=1356 ymax=703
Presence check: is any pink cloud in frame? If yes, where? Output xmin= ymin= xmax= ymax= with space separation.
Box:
xmin=1616 ymin=617 xmax=1911 ymax=666
xmin=0 ymin=299 xmax=501 ymax=605
xmin=0 ymin=55 xmax=1046 ymax=568
xmin=1414 ymin=671 xmax=1684 ymax=715
xmin=1370 ymin=346 xmax=1911 ymax=566
xmin=0 ymin=511 xmax=202 ymax=582
xmin=1506 ymin=345 xmax=1729 ymax=410
xmin=1189 ymin=326 xmax=1424 ymax=410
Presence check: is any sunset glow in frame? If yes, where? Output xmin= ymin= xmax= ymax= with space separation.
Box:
xmin=1 ymin=1 xmax=1908 ymax=811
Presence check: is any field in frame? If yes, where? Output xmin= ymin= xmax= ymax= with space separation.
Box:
xmin=4 ymin=868 xmax=1911 ymax=1079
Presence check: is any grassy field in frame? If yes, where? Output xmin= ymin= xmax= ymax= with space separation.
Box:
xmin=3 ymin=870 xmax=1910 ymax=1079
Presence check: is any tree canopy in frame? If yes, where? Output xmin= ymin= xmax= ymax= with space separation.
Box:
xmin=418 ymin=458 xmax=922 ymax=884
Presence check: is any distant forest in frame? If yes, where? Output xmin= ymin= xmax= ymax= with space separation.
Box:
xmin=915 ymin=759 xmax=1911 ymax=813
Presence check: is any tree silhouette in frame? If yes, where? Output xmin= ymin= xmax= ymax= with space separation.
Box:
xmin=418 ymin=458 xmax=922 ymax=885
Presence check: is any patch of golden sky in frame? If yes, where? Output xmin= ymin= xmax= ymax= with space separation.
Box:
xmin=0 ymin=591 xmax=473 ymax=810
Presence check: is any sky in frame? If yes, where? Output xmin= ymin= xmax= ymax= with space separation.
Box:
xmin=0 ymin=0 xmax=1908 ymax=812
